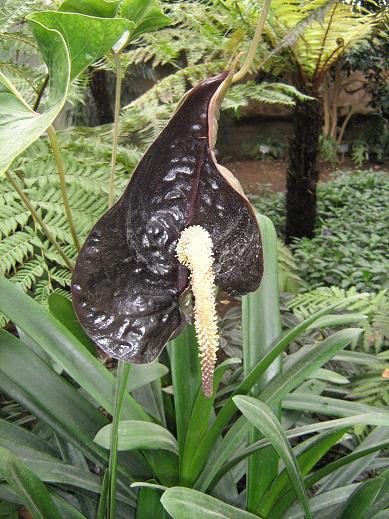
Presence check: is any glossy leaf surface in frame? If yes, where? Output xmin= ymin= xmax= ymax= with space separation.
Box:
xmin=72 ymin=73 xmax=262 ymax=364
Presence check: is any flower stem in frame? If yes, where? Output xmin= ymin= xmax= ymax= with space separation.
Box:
xmin=108 ymin=361 xmax=130 ymax=518
xmin=47 ymin=126 xmax=81 ymax=252
xmin=108 ymin=52 xmax=123 ymax=209
xmin=232 ymin=0 xmax=272 ymax=83
xmin=5 ymin=171 xmax=74 ymax=271
xmin=105 ymin=49 xmax=128 ymax=519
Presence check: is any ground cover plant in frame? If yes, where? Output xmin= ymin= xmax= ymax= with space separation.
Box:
xmin=0 ymin=1 xmax=388 ymax=518
xmin=252 ymin=170 xmax=389 ymax=293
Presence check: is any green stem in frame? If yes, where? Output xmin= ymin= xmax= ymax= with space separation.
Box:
xmin=5 ymin=171 xmax=74 ymax=271
xmin=108 ymin=362 xmax=130 ymax=518
xmin=108 ymin=52 xmax=123 ymax=209
xmin=47 ymin=126 xmax=81 ymax=252
xmin=105 ymin=49 xmax=128 ymax=519
xmin=232 ymin=0 xmax=271 ymax=83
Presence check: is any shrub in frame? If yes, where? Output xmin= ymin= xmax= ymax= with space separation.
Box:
xmin=252 ymin=170 xmax=389 ymax=292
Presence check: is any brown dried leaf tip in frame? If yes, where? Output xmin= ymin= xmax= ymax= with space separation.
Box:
xmin=71 ymin=72 xmax=263 ymax=398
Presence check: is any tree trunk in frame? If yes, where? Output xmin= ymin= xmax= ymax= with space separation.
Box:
xmin=285 ymin=95 xmax=323 ymax=243
xmin=89 ymin=69 xmax=114 ymax=124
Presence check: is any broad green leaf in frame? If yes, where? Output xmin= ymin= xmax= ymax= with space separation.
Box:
xmin=0 ymin=21 xmax=69 ymax=176
xmin=94 ymin=420 xmax=178 ymax=454
xmin=0 ymin=447 xmax=61 ymax=519
xmin=28 ymin=12 xmax=135 ymax=80
xmin=48 ymin=292 xmax=96 ymax=356
xmin=59 ymin=0 xmax=170 ymax=40
xmin=59 ymin=0 xmax=120 ymax=17
xmin=233 ymin=396 xmax=312 ymax=519
xmin=339 ymin=477 xmax=384 ymax=519
xmin=161 ymin=487 xmax=260 ymax=519
xmin=0 ymin=275 xmax=148 ymax=421
xmin=118 ymin=0 xmax=171 ymax=39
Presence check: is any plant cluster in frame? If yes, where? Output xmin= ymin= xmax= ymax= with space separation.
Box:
xmin=252 ymin=170 xmax=389 ymax=292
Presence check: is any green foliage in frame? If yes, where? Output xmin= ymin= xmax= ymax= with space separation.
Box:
xmin=0 ymin=139 xmax=130 ymax=322
xmin=253 ymin=171 xmax=389 ymax=292
xmin=1 ymin=258 xmax=388 ymax=518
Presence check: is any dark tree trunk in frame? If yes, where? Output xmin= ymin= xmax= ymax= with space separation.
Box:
xmin=89 ymin=69 xmax=114 ymax=124
xmin=285 ymin=95 xmax=323 ymax=243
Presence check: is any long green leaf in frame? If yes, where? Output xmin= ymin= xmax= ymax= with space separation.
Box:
xmin=136 ymin=485 xmax=165 ymax=519
xmin=189 ymin=298 xmax=363 ymax=484
xmin=0 ymin=447 xmax=61 ymax=519
xmin=260 ymin=328 xmax=362 ymax=405
xmin=168 ymin=325 xmax=201 ymax=459
xmin=0 ymin=275 xmax=148 ymax=421
xmin=211 ymin=416 xmax=389 ymax=491
xmin=180 ymin=358 xmax=238 ymax=484
xmin=242 ymin=214 xmax=282 ymax=511
xmin=0 ymin=419 xmax=59 ymax=461
xmin=233 ymin=396 xmax=312 ymax=519
xmin=0 ymin=330 xmax=108 ymax=466
xmin=161 ymin=487 xmax=260 ymax=519
xmin=281 ymin=484 xmax=361 ymax=519
xmin=259 ymin=428 xmax=347 ymax=517
xmin=338 ymin=477 xmax=384 ymax=519
xmin=196 ymin=328 xmax=361 ymax=491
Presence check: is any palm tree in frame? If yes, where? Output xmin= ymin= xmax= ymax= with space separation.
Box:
xmin=264 ymin=0 xmax=378 ymax=241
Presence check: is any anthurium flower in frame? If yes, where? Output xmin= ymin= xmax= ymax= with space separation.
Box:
xmin=71 ymin=72 xmax=263 ymax=394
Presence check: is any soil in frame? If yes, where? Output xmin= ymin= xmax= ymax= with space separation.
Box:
xmin=224 ymin=158 xmax=388 ymax=195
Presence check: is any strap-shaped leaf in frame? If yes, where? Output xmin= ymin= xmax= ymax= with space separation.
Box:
xmin=233 ymin=396 xmax=312 ymax=519
xmin=0 ymin=447 xmax=61 ymax=519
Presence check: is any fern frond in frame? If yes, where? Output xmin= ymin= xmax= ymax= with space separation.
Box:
xmin=0 ymin=231 xmax=36 ymax=274
xmin=11 ymin=258 xmax=44 ymax=290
